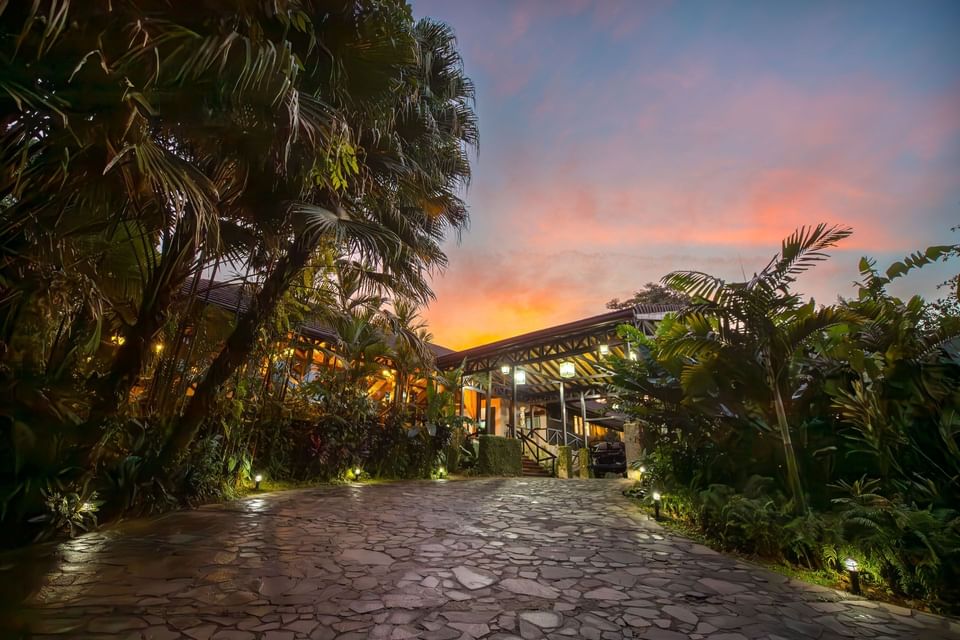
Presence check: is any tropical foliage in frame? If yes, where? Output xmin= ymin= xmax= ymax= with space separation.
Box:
xmin=613 ymin=226 xmax=960 ymax=612
xmin=0 ymin=1 xmax=476 ymax=546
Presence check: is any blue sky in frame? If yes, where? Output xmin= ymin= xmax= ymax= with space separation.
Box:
xmin=411 ymin=0 xmax=960 ymax=348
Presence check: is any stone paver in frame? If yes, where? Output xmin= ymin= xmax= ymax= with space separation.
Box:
xmin=1 ymin=478 xmax=957 ymax=639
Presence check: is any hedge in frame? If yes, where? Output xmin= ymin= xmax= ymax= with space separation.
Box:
xmin=477 ymin=435 xmax=523 ymax=476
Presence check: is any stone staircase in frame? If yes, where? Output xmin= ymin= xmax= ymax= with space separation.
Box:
xmin=521 ymin=455 xmax=552 ymax=477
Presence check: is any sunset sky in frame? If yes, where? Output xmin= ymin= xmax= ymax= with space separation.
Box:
xmin=412 ymin=0 xmax=960 ymax=350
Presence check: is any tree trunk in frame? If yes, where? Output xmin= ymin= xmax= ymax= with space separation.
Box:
xmin=767 ymin=359 xmax=807 ymax=513
xmin=86 ymin=217 xmax=198 ymax=431
xmin=159 ymin=235 xmax=314 ymax=466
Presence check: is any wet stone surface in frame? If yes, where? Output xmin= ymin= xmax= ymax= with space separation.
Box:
xmin=1 ymin=478 xmax=958 ymax=639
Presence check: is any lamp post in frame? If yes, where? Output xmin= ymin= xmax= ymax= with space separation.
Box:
xmin=652 ymin=491 xmax=662 ymax=520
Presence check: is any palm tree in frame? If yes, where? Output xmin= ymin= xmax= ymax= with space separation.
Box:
xmin=1 ymin=1 xmax=324 ymax=430
xmin=164 ymin=14 xmax=477 ymax=464
xmin=660 ymin=224 xmax=854 ymax=513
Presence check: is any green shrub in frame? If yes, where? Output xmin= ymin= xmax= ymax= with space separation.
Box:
xmin=477 ymin=435 xmax=522 ymax=476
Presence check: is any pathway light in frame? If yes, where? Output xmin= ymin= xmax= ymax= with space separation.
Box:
xmin=153 ymin=342 xmax=164 ymax=353
xmin=844 ymin=557 xmax=861 ymax=595
xmin=652 ymin=491 xmax=662 ymax=520
xmin=254 ymin=474 xmax=262 ymax=490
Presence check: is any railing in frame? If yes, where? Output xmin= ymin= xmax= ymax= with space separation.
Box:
xmin=517 ymin=429 xmax=557 ymax=477
xmin=544 ymin=424 xmax=585 ymax=450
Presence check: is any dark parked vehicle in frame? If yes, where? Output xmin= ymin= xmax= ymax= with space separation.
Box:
xmin=590 ymin=441 xmax=627 ymax=477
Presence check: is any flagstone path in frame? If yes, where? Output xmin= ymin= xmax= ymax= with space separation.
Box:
xmin=2 ymin=478 xmax=958 ymax=639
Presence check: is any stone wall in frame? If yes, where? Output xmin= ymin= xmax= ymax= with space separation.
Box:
xmin=556 ymin=446 xmax=573 ymax=479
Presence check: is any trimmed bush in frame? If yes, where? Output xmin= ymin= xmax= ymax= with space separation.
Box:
xmin=477 ymin=435 xmax=522 ymax=476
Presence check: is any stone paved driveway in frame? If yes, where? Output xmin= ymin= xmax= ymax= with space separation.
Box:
xmin=2 ymin=478 xmax=958 ymax=640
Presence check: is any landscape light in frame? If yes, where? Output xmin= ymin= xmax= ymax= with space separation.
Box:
xmin=599 ymin=344 xmax=610 ymax=356
xmin=501 ymin=364 xmax=511 ymax=375
xmin=354 ymin=467 xmax=362 ymax=479
xmin=559 ymin=361 xmax=576 ymax=378
xmin=153 ymin=342 xmax=164 ymax=353
xmin=639 ymin=465 xmax=646 ymax=474
xmin=845 ymin=557 xmax=861 ymax=595
xmin=254 ymin=474 xmax=262 ymax=490
xmin=514 ymin=369 xmax=526 ymax=385
xmin=110 ymin=335 xmax=125 ymax=346
xmin=652 ymin=491 xmax=662 ymax=520
xmin=628 ymin=351 xmax=638 ymax=361
xmin=437 ymin=466 xmax=447 ymax=479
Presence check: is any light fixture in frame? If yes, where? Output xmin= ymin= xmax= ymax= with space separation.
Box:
xmin=844 ymin=557 xmax=861 ymax=594
xmin=514 ymin=369 xmax=526 ymax=385
xmin=559 ymin=361 xmax=575 ymax=378
xmin=110 ymin=335 xmax=125 ymax=346
xmin=254 ymin=474 xmax=262 ymax=490
xmin=639 ymin=465 xmax=647 ymax=474
xmin=437 ymin=466 xmax=447 ymax=479
xmin=599 ymin=344 xmax=610 ymax=356
xmin=354 ymin=467 xmax=363 ymax=479
xmin=628 ymin=351 xmax=638 ymax=361
xmin=501 ymin=364 xmax=511 ymax=375
xmin=153 ymin=342 xmax=164 ymax=353
xmin=652 ymin=491 xmax=662 ymax=520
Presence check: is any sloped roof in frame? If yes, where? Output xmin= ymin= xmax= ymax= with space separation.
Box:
xmin=185 ymin=279 xmax=454 ymax=358
xmin=435 ymin=303 xmax=683 ymax=371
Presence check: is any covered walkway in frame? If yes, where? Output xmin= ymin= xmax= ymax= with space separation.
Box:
xmin=437 ymin=305 xmax=680 ymax=470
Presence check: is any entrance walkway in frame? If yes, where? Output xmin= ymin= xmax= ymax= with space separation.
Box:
xmin=2 ymin=479 xmax=957 ymax=639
